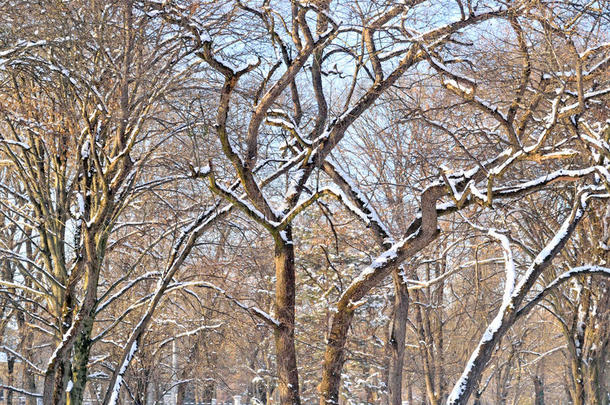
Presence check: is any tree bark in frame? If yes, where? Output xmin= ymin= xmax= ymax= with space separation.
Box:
xmin=69 ymin=315 xmax=94 ymax=405
xmin=532 ymin=375 xmax=544 ymax=405
xmin=17 ymin=311 xmax=38 ymax=405
xmin=6 ymin=354 xmax=14 ymax=405
xmin=318 ymin=308 xmax=354 ymax=405
xmin=414 ymin=287 xmax=438 ymax=405
xmin=570 ymin=356 xmax=585 ymax=405
xmin=387 ymin=271 xmax=409 ymax=405
xmin=274 ymin=228 xmax=300 ymax=405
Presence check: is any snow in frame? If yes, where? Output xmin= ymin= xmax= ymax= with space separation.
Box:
xmin=285 ymin=168 xmax=305 ymax=201
xmin=488 ymin=229 xmax=515 ymax=306
xmin=468 ymin=182 xmax=486 ymax=202
xmin=447 ymin=298 xmax=509 ymax=404
xmin=0 ymin=39 xmax=48 ymax=58
xmin=251 ymin=307 xmax=280 ymax=327
xmin=378 ymin=44 xmax=411 ymax=60
xmin=443 ymin=78 xmax=474 ymax=95
xmin=88 ymin=371 xmax=110 ymax=379
xmin=108 ymin=340 xmax=138 ymax=405
xmin=46 ymin=321 xmax=78 ymax=371
xmin=235 ymin=55 xmax=260 ymax=72
xmin=327 ymin=161 xmax=393 ymax=242
xmin=340 ymin=230 xmax=420 ymax=302
xmin=448 ymin=193 xmax=594 ymax=405
xmin=80 ymin=139 xmax=90 ymax=159
xmin=533 ymin=213 xmax=577 ymax=266
xmin=579 ymin=42 xmax=610 ymax=58
xmin=320 ymin=185 xmax=376 ymax=227
xmin=279 ymin=230 xmax=293 ymax=245
xmin=266 ymin=117 xmax=295 ymax=129
xmin=76 ymin=193 xmax=85 ymax=215
xmin=156 ymin=323 xmax=223 ymax=348
xmin=497 ymin=167 xmax=597 ymax=195
xmin=96 ymin=272 xmax=161 ymax=314
xmin=559 ymin=86 xmax=610 ymax=115
xmin=213 ymin=180 xmax=279 ymax=227
xmin=0 ymin=345 xmax=44 ymax=374
xmin=192 ymin=165 xmax=210 ymax=176
xmin=533 ymin=266 xmax=610 ymax=302
xmin=1 ymin=139 xmax=31 ymax=150
xmin=585 ymin=54 xmax=610 ymax=76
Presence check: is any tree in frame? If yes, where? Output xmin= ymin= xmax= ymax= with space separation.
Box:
xmin=1 ymin=1 xmax=609 ymax=404
xmin=0 ymin=1 xmax=220 ymax=403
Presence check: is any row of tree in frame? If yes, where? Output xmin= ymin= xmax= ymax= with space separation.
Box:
xmin=0 ymin=0 xmax=608 ymax=404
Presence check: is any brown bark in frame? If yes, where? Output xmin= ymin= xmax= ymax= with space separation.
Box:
xmin=570 ymin=356 xmax=585 ymax=405
xmin=17 ymin=311 xmax=37 ymax=405
xmin=176 ymin=334 xmax=204 ymax=405
xmin=6 ymin=354 xmax=14 ymax=405
xmin=387 ymin=271 xmax=409 ymax=405
xmin=586 ymin=334 xmax=609 ymax=405
xmin=532 ymin=375 xmax=544 ymax=405
xmin=414 ymin=287 xmax=438 ymax=405
xmin=274 ymin=229 xmax=300 ymax=405
xmin=318 ymin=307 xmax=355 ymax=405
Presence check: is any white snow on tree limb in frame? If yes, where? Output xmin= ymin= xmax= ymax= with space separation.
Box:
xmin=447 ymin=191 xmax=597 ymax=405
xmin=108 ymin=340 xmax=138 ymax=405
xmin=0 ymin=384 xmax=42 ymax=398
xmin=326 ymin=161 xmax=393 ymax=243
xmin=488 ymin=229 xmax=516 ymax=306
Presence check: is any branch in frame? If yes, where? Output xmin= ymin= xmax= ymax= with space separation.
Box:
xmin=515 ymin=265 xmax=610 ymax=319
xmin=0 ymin=384 xmax=42 ymax=398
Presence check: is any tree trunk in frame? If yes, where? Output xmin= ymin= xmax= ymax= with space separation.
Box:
xmin=17 ymin=311 xmax=38 ymax=405
xmin=274 ymin=229 xmax=300 ymax=405
xmin=570 ymin=340 xmax=585 ymax=404
xmin=6 ymin=354 xmax=14 ymax=405
xmin=414 ymin=287 xmax=438 ymax=405
xmin=176 ymin=385 xmax=186 ymax=405
xmin=318 ymin=309 xmax=355 ymax=405
xmin=532 ymin=375 xmax=544 ymax=405
xmin=387 ymin=271 xmax=409 ymax=405
xmin=69 ymin=315 xmax=94 ymax=405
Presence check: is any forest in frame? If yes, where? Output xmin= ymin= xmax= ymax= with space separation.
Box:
xmin=0 ymin=0 xmax=609 ymax=404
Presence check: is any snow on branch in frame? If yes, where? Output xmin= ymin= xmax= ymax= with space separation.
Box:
xmin=208 ymin=169 xmax=280 ymax=230
xmin=0 ymin=280 xmax=47 ymax=297
xmin=516 ymin=265 xmax=610 ymax=319
xmin=404 ymin=265 xmax=461 ymax=291
xmin=155 ymin=323 xmax=223 ymax=351
xmin=0 ymin=248 xmax=65 ymax=291
xmin=447 ymin=189 xmax=600 ymax=405
xmin=108 ymin=340 xmax=139 ymax=405
xmin=488 ymin=229 xmax=516 ymax=307
xmin=0 ymin=345 xmax=44 ymax=375
xmin=178 ymin=281 xmax=280 ymax=328
xmin=101 ymin=196 xmax=232 ymax=404
xmin=323 ymin=160 xmax=394 ymax=245
xmin=425 ymin=50 xmax=476 ymax=95
xmin=0 ymin=384 xmax=42 ymax=398
xmin=96 ymin=272 xmax=162 ymax=315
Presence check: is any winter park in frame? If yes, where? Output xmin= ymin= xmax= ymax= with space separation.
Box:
xmin=0 ymin=0 xmax=609 ymax=404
